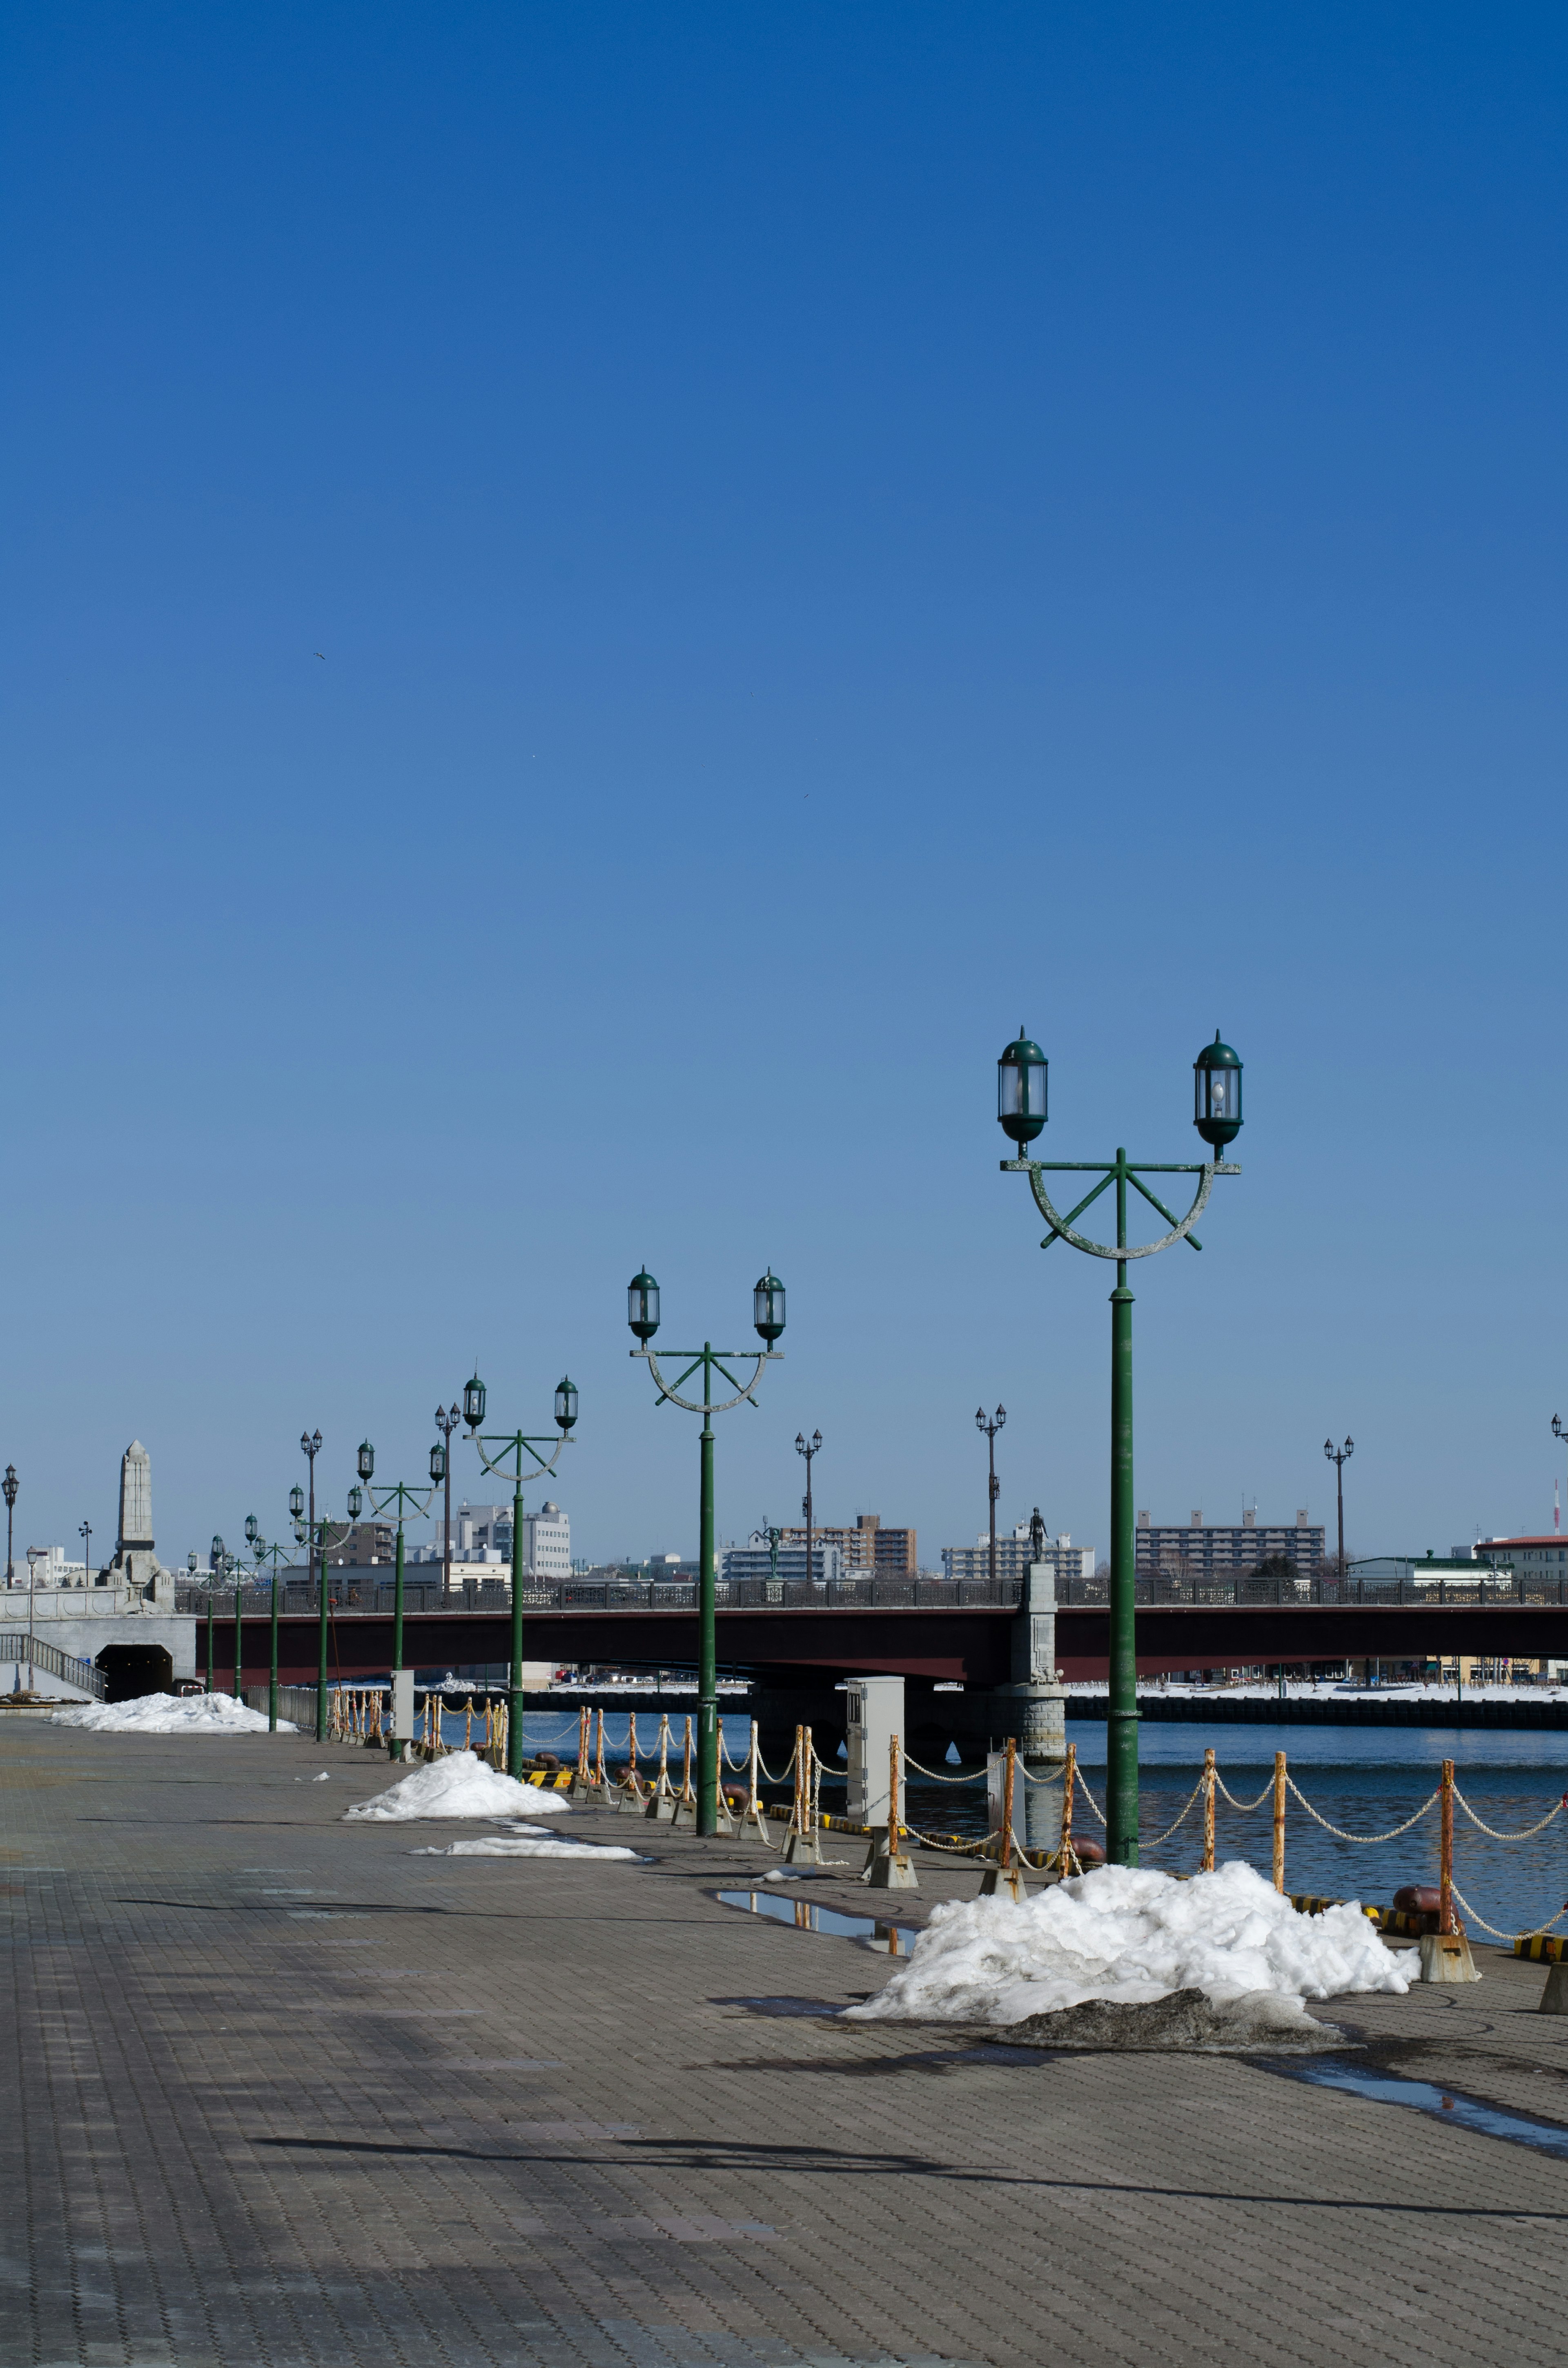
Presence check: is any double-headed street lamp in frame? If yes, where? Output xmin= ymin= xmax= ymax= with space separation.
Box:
xmin=628 ymin=1267 xmax=785 ymax=1833
xmin=976 ymin=1406 xmax=1006 ymax=1590
xmin=795 ymin=1429 xmax=821 ymax=1587
xmin=998 ymin=1025 xmax=1243 ymax=1866
xmin=289 ymin=1478 xmax=364 ymax=1739
xmin=246 ymin=1515 xmax=296 ymax=1732
xmin=463 ymin=1371 xmax=579 ymax=1779
xmin=433 ymin=1403 xmax=461 ymax=1599
xmin=206 ymin=1534 xmax=233 ymax=1695
xmin=1324 ymin=1437 xmax=1354 ymax=1579
xmin=355 ymin=1439 xmax=439 ymax=1763
xmin=3 ymin=1465 xmax=16 ymax=1584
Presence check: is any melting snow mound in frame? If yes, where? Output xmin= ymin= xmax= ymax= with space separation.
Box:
xmin=51 ymin=1693 xmax=294 ymax=1735
xmin=845 ymin=1861 xmax=1410 ymax=2026
xmin=412 ymin=1827 xmax=644 ymax=1862
xmin=344 ymin=1750 xmax=573 ymax=1822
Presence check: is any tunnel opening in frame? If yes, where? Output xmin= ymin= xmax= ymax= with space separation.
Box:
xmin=96 ymin=1643 xmax=174 ymax=1702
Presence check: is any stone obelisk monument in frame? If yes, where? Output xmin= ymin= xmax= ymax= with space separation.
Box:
xmin=104 ymin=1441 xmax=170 ymax=1607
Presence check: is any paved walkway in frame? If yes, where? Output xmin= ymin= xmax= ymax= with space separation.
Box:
xmin=3 ymin=1718 xmax=1567 ymax=2368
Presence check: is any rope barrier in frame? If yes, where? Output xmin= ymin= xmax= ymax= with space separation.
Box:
xmin=1139 ymin=1774 xmax=1207 ymax=1850
xmin=1452 ymin=1787 xmax=1568 ymax=1842
xmin=1213 ymin=1773 xmax=1276 ymax=1814
xmin=1283 ymin=1775 xmax=1439 ymax=1844
xmin=903 ymin=1754 xmax=984 ymax=1784
xmin=1073 ymin=1763 xmax=1108 ymax=1827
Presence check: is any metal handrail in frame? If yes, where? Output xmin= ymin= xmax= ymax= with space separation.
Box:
xmin=0 ymin=1633 xmax=107 ymax=1699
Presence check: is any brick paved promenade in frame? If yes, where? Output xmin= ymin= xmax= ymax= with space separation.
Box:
xmin=4 ymin=1719 xmax=1567 ymax=2368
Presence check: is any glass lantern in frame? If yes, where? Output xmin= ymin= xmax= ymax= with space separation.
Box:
xmin=753 ymin=1271 xmax=786 ymax=1343
xmin=997 ymin=1029 xmax=1048 ymax=1150
xmin=347 ymin=1485 xmax=364 ymax=1520
xmin=289 ymin=1484 xmax=304 ymax=1521
xmin=463 ymin=1371 xmax=486 ymax=1429
xmin=245 ymin=1514 xmax=258 ymax=1546
xmin=554 ymin=1376 xmax=578 ymax=1432
xmin=429 ymin=1440 xmax=447 ymax=1484
xmin=357 ymin=1439 xmax=375 ymax=1483
xmin=627 ymin=1270 xmax=660 ymax=1342
xmin=1193 ymin=1032 xmax=1243 ymax=1152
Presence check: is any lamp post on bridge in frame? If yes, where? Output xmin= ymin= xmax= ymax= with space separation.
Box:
xmin=997 ymin=1025 xmax=1243 ymax=1866
xmin=976 ymin=1407 xmax=1006 ymax=1591
xmin=355 ymin=1440 xmax=441 ymax=1762
xmin=1324 ymin=1438 xmax=1354 ymax=1581
xmin=795 ymin=1430 xmax=821 ymax=1589
xmin=628 ymin=1269 xmax=785 ymax=1833
xmin=463 ymin=1371 xmax=578 ymax=1779
xmin=3 ymin=1465 xmax=16 ymax=1585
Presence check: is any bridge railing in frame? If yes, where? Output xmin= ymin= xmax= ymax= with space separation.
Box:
xmin=1068 ymin=1571 xmax=1567 ymax=1609
xmin=172 ymin=1574 xmax=1029 ymax=1614
xmin=0 ymin=1632 xmax=107 ymax=1699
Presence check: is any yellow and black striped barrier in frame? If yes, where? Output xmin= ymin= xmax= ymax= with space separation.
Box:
xmin=1515 ymin=1933 xmax=1568 ymax=1962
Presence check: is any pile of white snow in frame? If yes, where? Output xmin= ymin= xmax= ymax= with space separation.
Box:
xmin=344 ymin=1750 xmax=573 ymax=1822
xmin=412 ymin=1826 xmax=644 ymax=1862
xmin=51 ymin=1693 xmax=294 ymax=1735
xmin=846 ymin=1861 xmax=1411 ymax=2025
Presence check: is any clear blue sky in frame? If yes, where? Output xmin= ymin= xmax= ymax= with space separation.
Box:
xmin=2 ymin=5 xmax=1564 ymax=1573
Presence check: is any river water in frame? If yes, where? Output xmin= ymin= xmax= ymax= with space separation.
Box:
xmin=481 ymin=1707 xmax=1568 ymax=1941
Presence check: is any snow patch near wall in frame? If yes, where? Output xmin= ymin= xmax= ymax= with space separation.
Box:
xmin=344 ymin=1750 xmax=573 ymax=1821
xmin=846 ymin=1862 xmax=1410 ymax=2025
xmin=51 ymin=1693 xmax=294 ymax=1735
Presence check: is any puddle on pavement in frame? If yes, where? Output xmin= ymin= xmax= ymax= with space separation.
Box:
xmin=717 ymin=1889 xmax=921 ymax=1953
xmin=1269 ymin=2058 xmax=1568 ymax=2162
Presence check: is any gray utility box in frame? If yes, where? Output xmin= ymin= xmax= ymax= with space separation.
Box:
xmin=390 ymin=1669 xmax=416 ymax=1742
xmin=844 ymin=1675 xmax=907 ymax=1827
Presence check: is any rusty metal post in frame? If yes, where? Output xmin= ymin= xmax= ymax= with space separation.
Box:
xmin=803 ymin=1725 xmax=815 ymax=1834
xmin=1061 ymin=1739 xmax=1077 ymax=1872
xmin=595 ymin=1707 xmax=605 ymax=1784
xmin=1002 ymin=1736 xmax=1016 ymax=1872
xmin=1201 ymin=1747 xmax=1216 ymax=1873
xmin=576 ymin=1706 xmax=590 ymax=1782
xmin=1272 ymin=1750 xmax=1286 ymax=1894
xmin=1440 ymin=1758 xmax=1454 ymax=1935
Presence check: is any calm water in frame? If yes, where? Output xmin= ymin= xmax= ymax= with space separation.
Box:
xmin=416 ymin=1704 xmax=1568 ymax=1939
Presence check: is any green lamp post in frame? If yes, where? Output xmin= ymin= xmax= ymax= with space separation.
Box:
xmin=464 ymin=1371 xmax=579 ymax=1779
xmin=998 ymin=1026 xmax=1243 ymax=1866
xmin=628 ymin=1268 xmax=785 ymax=1833
xmin=355 ymin=1438 xmax=439 ymax=1762
xmin=247 ymin=1516 xmax=298 ymax=1733
xmin=290 ymin=1485 xmax=363 ymax=1740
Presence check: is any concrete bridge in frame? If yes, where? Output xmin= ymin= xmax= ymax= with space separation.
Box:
xmin=212 ymin=1592 xmax=1568 ymax=1753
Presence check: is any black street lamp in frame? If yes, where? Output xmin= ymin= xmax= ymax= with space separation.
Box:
xmin=795 ymin=1429 xmax=822 ymax=1590
xmin=2 ymin=1465 xmax=16 ymax=1585
xmin=79 ymin=1521 xmax=91 ymax=1590
xmin=434 ymin=1402 xmax=460 ymax=1599
xmin=464 ymin=1371 xmax=579 ymax=1777
xmin=977 ymin=1406 xmax=1006 ymax=1590
xmin=1324 ymin=1437 xmax=1354 ymax=1579
xmin=300 ymin=1429 xmax=324 ymax=1737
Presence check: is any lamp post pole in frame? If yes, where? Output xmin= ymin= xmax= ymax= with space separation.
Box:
xmin=298 ymin=1430 xmax=325 ymax=1733
xmin=976 ymin=1407 xmax=1006 ymax=1591
xmin=292 ymin=1501 xmax=361 ymax=1735
xmin=462 ymin=1374 xmax=578 ymax=1779
xmin=795 ymin=1429 xmax=821 ymax=1587
xmin=434 ymin=1403 xmax=460 ymax=1600
xmin=997 ymin=1026 xmax=1243 ymax=1866
xmin=79 ymin=1521 xmax=91 ymax=1592
xmin=2 ymin=1466 xmax=16 ymax=1585
xmin=1324 ymin=1438 xmax=1354 ymax=1580
xmin=628 ymin=1269 xmax=785 ymax=1833
xmin=26 ymin=1547 xmax=40 ymax=1689
xmin=355 ymin=1444 xmax=439 ymax=1763
xmin=206 ymin=1538 xmax=222 ymax=1690
xmin=247 ymin=1521 xmax=295 ymax=1732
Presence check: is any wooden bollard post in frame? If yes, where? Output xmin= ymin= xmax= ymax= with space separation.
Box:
xmin=1201 ymin=1747 xmax=1216 ymax=1873
xmin=979 ymin=1734 xmax=1025 ymax=1901
xmin=1419 ymin=1755 xmax=1479 ymax=1982
xmin=1272 ymin=1750 xmax=1286 ymax=1893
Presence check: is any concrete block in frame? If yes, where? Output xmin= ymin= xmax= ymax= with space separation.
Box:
xmin=978 ymin=1862 xmax=1028 ymax=1903
xmin=1419 ymin=1931 xmax=1481 ymax=1983
xmin=1538 ymin=1961 xmax=1568 ymax=2013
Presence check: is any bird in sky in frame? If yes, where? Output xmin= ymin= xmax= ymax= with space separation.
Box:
xmin=313 ymin=650 xmax=325 ymax=660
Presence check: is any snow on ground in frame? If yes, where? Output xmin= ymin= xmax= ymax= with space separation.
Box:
xmin=343 ymin=1750 xmax=574 ymax=1821
xmin=51 ymin=1693 xmax=294 ymax=1735
xmin=845 ymin=1860 xmax=1411 ymax=2026
xmin=412 ymin=1825 xmax=644 ymax=1862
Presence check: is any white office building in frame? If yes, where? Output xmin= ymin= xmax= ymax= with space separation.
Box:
xmin=942 ymin=1522 xmax=1095 ymax=1585
xmin=416 ymin=1497 xmax=570 ymax=1581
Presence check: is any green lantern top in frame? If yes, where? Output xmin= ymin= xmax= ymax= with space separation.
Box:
xmin=997 ymin=1027 xmax=1048 ymax=1148
xmin=753 ymin=1271 xmax=786 ymax=1343
xmin=627 ymin=1269 xmax=660 ymax=1342
xmin=1193 ymin=1030 xmax=1243 ymax=1150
